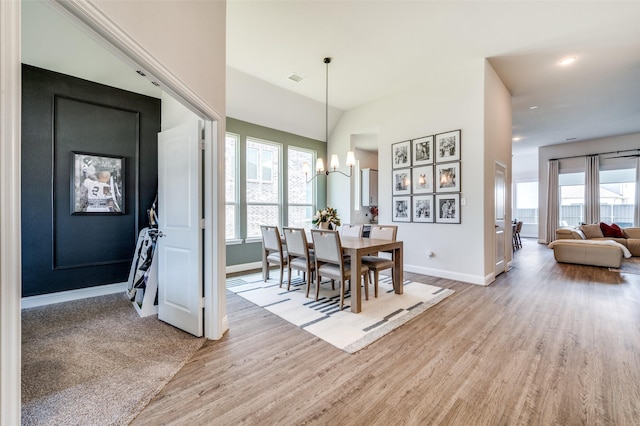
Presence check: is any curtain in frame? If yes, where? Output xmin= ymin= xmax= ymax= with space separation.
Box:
xmin=584 ymin=155 xmax=600 ymax=224
xmin=635 ymin=158 xmax=640 ymax=226
xmin=546 ymin=159 xmax=559 ymax=244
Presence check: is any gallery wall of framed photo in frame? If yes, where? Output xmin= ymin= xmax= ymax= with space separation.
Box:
xmin=392 ymin=130 xmax=461 ymax=224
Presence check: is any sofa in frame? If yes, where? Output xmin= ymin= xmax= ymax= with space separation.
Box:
xmin=556 ymin=222 xmax=640 ymax=256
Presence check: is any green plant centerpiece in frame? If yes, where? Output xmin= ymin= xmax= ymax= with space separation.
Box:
xmin=312 ymin=207 xmax=341 ymax=229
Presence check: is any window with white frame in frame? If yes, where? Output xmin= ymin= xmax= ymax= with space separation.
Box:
xmin=514 ymin=181 xmax=538 ymax=225
xmin=246 ymin=138 xmax=281 ymax=238
xmin=287 ymin=147 xmax=315 ymax=229
xmin=599 ymin=165 xmax=636 ymax=227
xmin=225 ymin=133 xmax=239 ymax=240
xmin=559 ymin=172 xmax=585 ymax=226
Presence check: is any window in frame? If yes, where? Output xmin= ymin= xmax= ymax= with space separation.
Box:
xmin=225 ymin=133 xmax=239 ymax=240
xmin=559 ymin=172 xmax=585 ymax=226
xmin=246 ymin=138 xmax=281 ymax=239
xmin=599 ymin=167 xmax=636 ymax=227
xmin=288 ymin=147 xmax=315 ymax=229
xmin=514 ymin=181 xmax=538 ymax=225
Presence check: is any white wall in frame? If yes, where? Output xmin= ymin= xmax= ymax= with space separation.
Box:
xmin=162 ymin=93 xmax=200 ymax=131
xmin=327 ymin=60 xmax=506 ymax=285
xmin=538 ymin=132 xmax=640 ymax=242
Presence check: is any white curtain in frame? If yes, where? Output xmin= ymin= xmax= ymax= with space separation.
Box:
xmin=585 ymin=155 xmax=600 ymax=224
xmin=546 ymin=159 xmax=559 ymax=244
xmin=635 ymin=158 xmax=640 ymax=226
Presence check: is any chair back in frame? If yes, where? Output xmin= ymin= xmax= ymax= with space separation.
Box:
xmin=283 ymin=227 xmax=309 ymax=258
xmin=515 ymin=221 xmax=523 ymax=233
xmin=340 ymin=224 xmax=363 ymax=237
xmin=310 ymin=229 xmax=343 ymax=264
xmin=369 ymin=225 xmax=397 ymax=241
xmin=261 ymin=225 xmax=282 ymax=253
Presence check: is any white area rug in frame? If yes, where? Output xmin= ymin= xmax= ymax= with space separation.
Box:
xmin=227 ymin=272 xmax=454 ymax=353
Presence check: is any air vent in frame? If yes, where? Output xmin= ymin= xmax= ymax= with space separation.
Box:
xmin=136 ymin=70 xmax=146 ymax=76
xmin=288 ymin=73 xmax=305 ymax=83
xmin=151 ymin=81 xmax=160 ymax=87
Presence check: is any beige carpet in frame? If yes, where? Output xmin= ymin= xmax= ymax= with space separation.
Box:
xmin=21 ymin=292 xmax=205 ymax=425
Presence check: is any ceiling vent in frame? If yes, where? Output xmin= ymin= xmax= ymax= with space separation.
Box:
xmin=288 ymin=72 xmax=305 ymax=83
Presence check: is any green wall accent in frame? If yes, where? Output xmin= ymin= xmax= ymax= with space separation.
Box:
xmin=226 ymin=117 xmax=327 ymax=267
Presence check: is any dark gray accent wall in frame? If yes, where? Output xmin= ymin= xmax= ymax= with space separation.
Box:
xmin=22 ymin=64 xmax=161 ymax=297
xmin=226 ymin=118 xmax=327 ymax=267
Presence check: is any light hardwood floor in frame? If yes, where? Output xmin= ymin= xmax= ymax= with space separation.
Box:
xmin=132 ymin=240 xmax=640 ymax=425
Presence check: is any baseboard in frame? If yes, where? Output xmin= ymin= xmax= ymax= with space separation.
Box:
xmin=21 ymin=282 xmax=127 ymax=309
xmin=226 ymin=261 xmax=262 ymax=275
xmin=404 ymin=264 xmax=488 ymax=286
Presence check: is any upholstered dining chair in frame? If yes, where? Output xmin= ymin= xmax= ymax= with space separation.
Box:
xmin=310 ymin=229 xmax=370 ymax=310
xmin=361 ymin=225 xmax=398 ymax=298
xmin=260 ymin=225 xmax=288 ymax=287
xmin=340 ymin=224 xmax=364 ymax=237
xmin=283 ymin=227 xmax=315 ymax=294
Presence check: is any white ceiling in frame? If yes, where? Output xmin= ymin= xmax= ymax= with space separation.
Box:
xmin=22 ymin=1 xmax=640 ymax=157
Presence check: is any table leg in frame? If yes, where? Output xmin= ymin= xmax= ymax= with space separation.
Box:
xmin=350 ymin=247 xmax=362 ymax=313
xmin=394 ymin=245 xmax=403 ymax=294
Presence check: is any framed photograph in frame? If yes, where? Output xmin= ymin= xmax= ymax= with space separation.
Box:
xmin=392 ymin=140 xmax=411 ymax=169
xmin=71 ymin=152 xmax=125 ymax=214
xmin=412 ymin=136 xmax=433 ymax=166
xmin=435 ymin=130 xmax=461 ymax=163
xmin=435 ymin=162 xmax=460 ymax=193
xmin=412 ymin=165 xmax=434 ymax=194
xmin=392 ymin=196 xmax=411 ymax=222
xmin=412 ymin=195 xmax=434 ymax=223
xmin=435 ymin=193 xmax=461 ymax=224
xmin=392 ymin=168 xmax=411 ymax=195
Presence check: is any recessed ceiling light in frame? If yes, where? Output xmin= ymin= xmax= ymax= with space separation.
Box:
xmin=288 ymin=73 xmax=306 ymax=83
xmin=558 ymin=56 xmax=576 ymax=66
xmin=529 ymin=105 xmax=538 ymax=110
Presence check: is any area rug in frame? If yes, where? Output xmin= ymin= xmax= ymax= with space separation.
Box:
xmin=21 ymin=292 xmax=205 ymax=426
xmin=609 ymin=258 xmax=640 ymax=275
xmin=227 ymin=272 xmax=454 ymax=353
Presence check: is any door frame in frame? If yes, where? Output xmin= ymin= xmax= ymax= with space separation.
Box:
xmin=1 ymin=2 xmax=228 ymax=422
xmin=494 ymin=161 xmax=508 ymax=277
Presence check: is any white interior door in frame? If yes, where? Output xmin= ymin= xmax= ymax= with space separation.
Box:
xmin=157 ymin=122 xmax=203 ymax=336
xmin=495 ymin=163 xmax=507 ymax=276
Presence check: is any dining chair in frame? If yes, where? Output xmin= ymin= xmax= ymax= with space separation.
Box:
xmin=260 ymin=225 xmax=288 ymax=287
xmin=361 ymin=225 xmax=398 ymax=298
xmin=310 ymin=229 xmax=370 ymax=310
xmin=340 ymin=224 xmax=364 ymax=237
xmin=513 ymin=221 xmax=523 ymax=250
xmin=283 ymin=227 xmax=315 ymax=294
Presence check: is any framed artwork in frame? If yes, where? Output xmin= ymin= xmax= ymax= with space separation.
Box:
xmin=412 ymin=195 xmax=434 ymax=223
xmin=435 ymin=162 xmax=460 ymax=193
xmin=412 ymin=165 xmax=434 ymax=194
xmin=412 ymin=136 xmax=433 ymax=166
xmin=392 ymin=140 xmax=411 ymax=169
xmin=71 ymin=152 xmax=125 ymax=214
xmin=392 ymin=196 xmax=411 ymax=222
xmin=392 ymin=168 xmax=411 ymax=195
xmin=435 ymin=194 xmax=461 ymax=224
xmin=435 ymin=130 xmax=461 ymax=163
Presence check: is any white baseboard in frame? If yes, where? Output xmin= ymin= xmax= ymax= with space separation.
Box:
xmin=226 ymin=261 xmax=262 ymax=275
xmin=404 ymin=263 xmax=488 ymax=286
xmin=21 ymin=282 xmax=127 ymax=309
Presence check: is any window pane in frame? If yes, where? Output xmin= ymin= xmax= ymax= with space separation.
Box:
xmin=247 ymin=147 xmax=258 ymax=181
xmin=288 ymin=148 xmax=314 ymax=204
xmin=261 ymin=150 xmax=273 ymax=182
xmin=247 ymin=139 xmax=279 ymax=203
xmin=247 ymin=205 xmax=279 ymax=238
xmin=288 ymin=205 xmax=314 ymax=230
xmin=225 ymin=205 xmax=236 ymax=239
xmin=599 ymin=168 xmax=636 ymax=227
xmin=514 ymin=181 xmax=538 ymax=225
xmin=559 ymin=172 xmax=585 ymax=227
xmin=225 ymin=135 xmax=237 ymax=203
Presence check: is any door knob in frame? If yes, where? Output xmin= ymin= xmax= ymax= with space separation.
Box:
xmin=157 ymin=231 xmax=166 ymax=238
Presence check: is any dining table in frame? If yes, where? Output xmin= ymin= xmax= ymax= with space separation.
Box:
xmin=337 ymin=236 xmax=404 ymax=313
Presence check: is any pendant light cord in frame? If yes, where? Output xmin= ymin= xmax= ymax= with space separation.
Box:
xmin=324 ymin=57 xmax=331 ymax=145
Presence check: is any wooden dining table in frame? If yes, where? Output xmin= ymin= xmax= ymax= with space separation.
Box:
xmin=340 ymin=236 xmax=404 ymax=313
xmin=262 ymin=232 xmax=404 ymax=313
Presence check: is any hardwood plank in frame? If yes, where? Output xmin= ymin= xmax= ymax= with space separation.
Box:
xmin=132 ymin=240 xmax=640 ymax=425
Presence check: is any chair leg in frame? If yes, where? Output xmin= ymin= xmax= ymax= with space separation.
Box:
xmin=316 ymin=272 xmax=321 ymax=301
xmin=363 ymin=273 xmax=369 ymax=301
xmin=374 ymin=270 xmax=379 ymax=298
xmin=279 ymin=264 xmax=285 ymax=289
xmin=286 ymin=264 xmax=292 ymax=290
xmin=339 ymin=280 xmax=345 ymax=310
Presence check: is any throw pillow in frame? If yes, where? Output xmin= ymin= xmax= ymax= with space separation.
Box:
xmin=581 ymin=223 xmax=604 ymax=239
xmin=611 ymin=223 xmax=625 ymax=238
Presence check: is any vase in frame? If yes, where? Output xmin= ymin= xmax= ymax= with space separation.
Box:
xmin=319 ymin=221 xmax=330 ymax=230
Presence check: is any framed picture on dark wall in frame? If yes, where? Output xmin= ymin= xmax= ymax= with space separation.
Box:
xmin=412 ymin=136 xmax=433 ymax=166
xmin=392 ymin=140 xmax=411 ymax=169
xmin=71 ymin=152 xmax=125 ymax=215
xmin=435 ymin=193 xmax=461 ymax=224
xmin=412 ymin=195 xmax=434 ymax=223
xmin=435 ymin=162 xmax=460 ymax=193
xmin=392 ymin=196 xmax=411 ymax=222
xmin=435 ymin=130 xmax=461 ymax=163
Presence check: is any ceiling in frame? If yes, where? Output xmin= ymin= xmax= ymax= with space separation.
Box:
xmin=22 ymin=1 xmax=640 ymax=157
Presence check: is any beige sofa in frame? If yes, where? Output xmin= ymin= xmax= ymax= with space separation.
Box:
xmin=548 ymin=239 xmax=624 ymax=268
xmin=555 ymin=226 xmax=640 ymax=256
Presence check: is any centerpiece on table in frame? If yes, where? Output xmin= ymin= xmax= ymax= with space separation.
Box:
xmin=312 ymin=207 xmax=341 ymax=230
